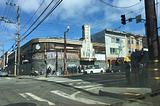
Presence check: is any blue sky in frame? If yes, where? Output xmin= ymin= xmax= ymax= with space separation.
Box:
xmin=0 ymin=0 xmax=159 ymax=56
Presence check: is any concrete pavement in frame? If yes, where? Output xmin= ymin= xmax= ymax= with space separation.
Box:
xmin=7 ymin=73 xmax=160 ymax=106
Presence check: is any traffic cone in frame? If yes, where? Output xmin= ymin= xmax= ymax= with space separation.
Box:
xmin=67 ymin=71 xmax=69 ymax=75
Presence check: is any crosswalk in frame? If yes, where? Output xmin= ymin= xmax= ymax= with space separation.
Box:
xmin=18 ymin=77 xmax=127 ymax=105
xmin=35 ymin=77 xmax=127 ymax=89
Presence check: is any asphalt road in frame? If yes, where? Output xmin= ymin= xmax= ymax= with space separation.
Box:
xmin=0 ymin=72 xmax=148 ymax=106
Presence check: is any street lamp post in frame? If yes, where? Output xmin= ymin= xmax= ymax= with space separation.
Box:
xmin=63 ymin=26 xmax=69 ymax=75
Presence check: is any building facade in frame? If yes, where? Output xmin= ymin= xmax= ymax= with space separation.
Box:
xmin=7 ymin=30 xmax=106 ymax=75
xmin=91 ymin=29 xmax=144 ymax=68
xmin=125 ymin=33 xmax=144 ymax=61
xmin=91 ymin=29 xmax=126 ymax=68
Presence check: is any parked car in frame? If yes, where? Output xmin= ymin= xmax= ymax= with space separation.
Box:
xmin=84 ymin=66 xmax=105 ymax=74
xmin=0 ymin=70 xmax=8 ymax=76
xmin=106 ymin=66 xmax=121 ymax=73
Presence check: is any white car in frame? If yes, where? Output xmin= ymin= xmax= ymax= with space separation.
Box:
xmin=84 ymin=67 xmax=105 ymax=74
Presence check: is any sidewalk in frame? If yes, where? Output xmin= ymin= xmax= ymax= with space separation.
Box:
xmin=97 ymin=83 xmax=160 ymax=106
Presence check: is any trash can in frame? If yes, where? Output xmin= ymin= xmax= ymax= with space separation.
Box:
xmin=68 ymin=67 xmax=71 ymax=74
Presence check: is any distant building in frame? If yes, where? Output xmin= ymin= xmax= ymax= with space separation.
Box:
xmin=91 ymin=29 xmax=144 ymax=68
xmin=91 ymin=29 xmax=126 ymax=68
xmin=7 ymin=25 xmax=106 ymax=75
xmin=125 ymin=33 xmax=144 ymax=61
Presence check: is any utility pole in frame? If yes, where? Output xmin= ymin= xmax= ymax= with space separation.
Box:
xmin=144 ymin=0 xmax=160 ymax=92
xmin=14 ymin=37 xmax=17 ymax=76
xmin=6 ymin=3 xmax=21 ymax=76
xmin=0 ymin=40 xmax=4 ymax=69
xmin=63 ymin=26 xmax=69 ymax=75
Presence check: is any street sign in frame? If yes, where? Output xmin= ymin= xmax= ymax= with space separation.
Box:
xmin=136 ymin=15 xmax=142 ymax=23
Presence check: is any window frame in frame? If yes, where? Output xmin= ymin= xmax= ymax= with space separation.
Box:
xmin=136 ymin=40 xmax=139 ymax=45
xmin=127 ymin=38 xmax=130 ymax=44
xmin=128 ymin=48 xmax=131 ymax=54
xmin=131 ymin=38 xmax=134 ymax=44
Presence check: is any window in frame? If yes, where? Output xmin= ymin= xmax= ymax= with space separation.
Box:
xmin=136 ymin=40 xmax=139 ymax=45
xmin=111 ymin=37 xmax=115 ymax=43
xmin=116 ymin=38 xmax=120 ymax=43
xmin=132 ymin=48 xmax=134 ymax=52
xmin=111 ymin=37 xmax=120 ymax=43
xmin=137 ymin=49 xmax=139 ymax=51
xmin=140 ymin=40 xmax=142 ymax=45
xmin=110 ymin=48 xmax=119 ymax=54
xmin=128 ymin=48 xmax=131 ymax=54
xmin=127 ymin=38 xmax=130 ymax=44
xmin=131 ymin=38 xmax=134 ymax=44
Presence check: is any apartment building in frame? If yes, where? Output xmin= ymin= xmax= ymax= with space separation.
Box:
xmin=126 ymin=33 xmax=144 ymax=61
xmin=91 ymin=29 xmax=126 ymax=68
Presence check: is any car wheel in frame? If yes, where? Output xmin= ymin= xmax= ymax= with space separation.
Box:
xmin=90 ymin=71 xmax=93 ymax=74
xmin=118 ymin=70 xmax=121 ymax=72
xmin=111 ymin=70 xmax=114 ymax=73
xmin=100 ymin=70 xmax=103 ymax=74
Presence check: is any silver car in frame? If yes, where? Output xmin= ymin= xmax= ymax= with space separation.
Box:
xmin=0 ymin=71 xmax=8 ymax=76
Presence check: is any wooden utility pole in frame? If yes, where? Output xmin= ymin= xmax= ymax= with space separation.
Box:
xmin=17 ymin=6 xmax=20 ymax=76
xmin=6 ymin=3 xmax=21 ymax=76
xmin=144 ymin=0 xmax=160 ymax=92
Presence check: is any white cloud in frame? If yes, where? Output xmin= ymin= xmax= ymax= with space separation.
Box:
xmin=19 ymin=0 xmax=43 ymax=14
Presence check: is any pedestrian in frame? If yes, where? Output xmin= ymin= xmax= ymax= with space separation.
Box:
xmin=46 ymin=67 xmax=51 ymax=77
xmin=137 ymin=60 xmax=144 ymax=87
xmin=78 ymin=66 xmax=81 ymax=73
xmin=30 ymin=68 xmax=35 ymax=76
xmin=125 ymin=61 xmax=131 ymax=84
xmin=61 ymin=67 xmax=63 ymax=74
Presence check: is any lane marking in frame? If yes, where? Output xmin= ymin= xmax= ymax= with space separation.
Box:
xmin=19 ymin=93 xmax=55 ymax=105
xmin=51 ymin=90 xmax=107 ymax=105
xmin=6 ymin=78 xmax=11 ymax=79
xmin=19 ymin=93 xmax=30 ymax=100
xmin=74 ymin=84 xmax=103 ymax=89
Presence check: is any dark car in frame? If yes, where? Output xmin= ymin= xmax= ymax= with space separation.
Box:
xmin=106 ymin=66 xmax=121 ymax=73
xmin=0 ymin=70 xmax=8 ymax=76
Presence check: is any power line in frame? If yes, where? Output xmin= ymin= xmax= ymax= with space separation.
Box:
xmin=44 ymin=0 xmax=62 ymax=32
xmin=20 ymin=0 xmax=45 ymax=31
xmin=21 ymin=0 xmax=63 ymax=41
xmin=99 ymin=0 xmax=142 ymax=8
xmin=20 ymin=0 xmax=54 ymax=39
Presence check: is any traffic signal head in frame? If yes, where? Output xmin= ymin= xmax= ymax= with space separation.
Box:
xmin=22 ymin=56 xmax=24 ymax=60
xmin=121 ymin=15 xmax=126 ymax=25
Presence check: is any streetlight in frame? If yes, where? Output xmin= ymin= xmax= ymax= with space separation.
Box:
xmin=63 ymin=26 xmax=69 ymax=75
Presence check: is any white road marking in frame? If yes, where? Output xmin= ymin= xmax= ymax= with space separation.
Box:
xmin=69 ymin=83 xmax=73 ymax=85
xmin=51 ymin=90 xmax=107 ymax=105
xmin=6 ymin=78 xmax=11 ymax=79
xmin=19 ymin=93 xmax=30 ymax=100
xmin=74 ymin=84 xmax=103 ymax=88
xmin=19 ymin=93 xmax=55 ymax=105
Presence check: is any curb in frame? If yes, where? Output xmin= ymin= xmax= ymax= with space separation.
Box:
xmin=99 ymin=89 xmax=160 ymax=104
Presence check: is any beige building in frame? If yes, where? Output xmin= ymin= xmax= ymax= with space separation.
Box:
xmin=125 ymin=33 xmax=144 ymax=62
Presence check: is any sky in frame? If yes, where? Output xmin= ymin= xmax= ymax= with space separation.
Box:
xmin=0 ymin=0 xmax=160 ymax=56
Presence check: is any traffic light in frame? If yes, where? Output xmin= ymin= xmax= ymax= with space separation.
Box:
xmin=22 ymin=56 xmax=24 ymax=60
xmin=121 ymin=15 xmax=126 ymax=25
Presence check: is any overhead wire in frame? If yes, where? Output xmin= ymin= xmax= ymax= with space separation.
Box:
xmin=99 ymin=0 xmax=142 ymax=8
xmin=44 ymin=0 xmax=62 ymax=33
xmin=20 ymin=0 xmax=45 ymax=31
xmin=21 ymin=0 xmax=63 ymax=41
xmin=20 ymin=0 xmax=54 ymax=39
